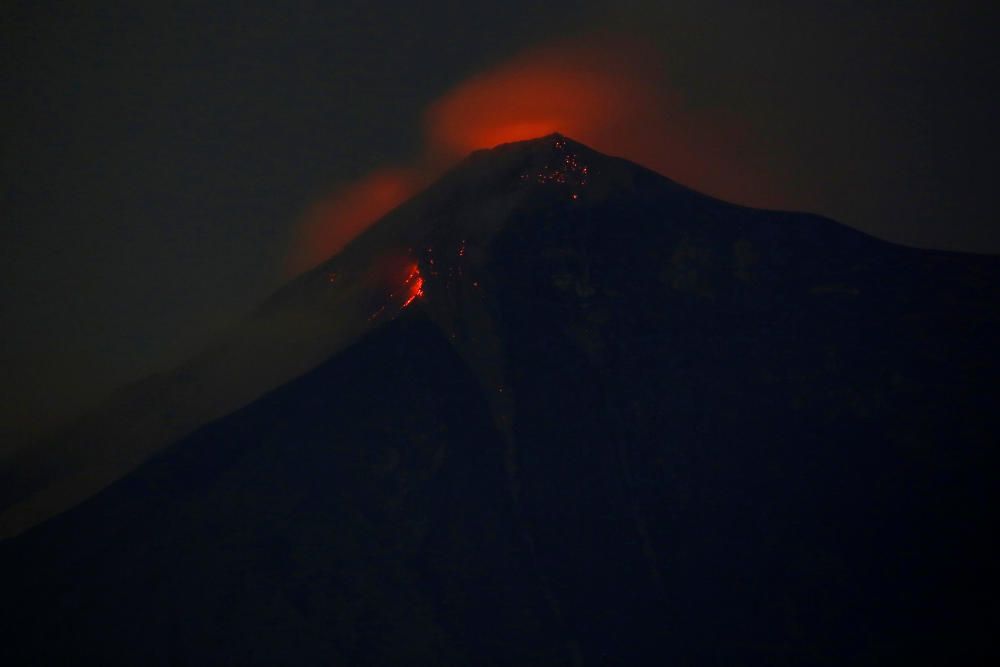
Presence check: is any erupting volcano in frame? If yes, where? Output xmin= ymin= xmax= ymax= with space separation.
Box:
xmin=2 ymin=135 xmax=998 ymax=666
xmin=287 ymin=38 xmax=785 ymax=275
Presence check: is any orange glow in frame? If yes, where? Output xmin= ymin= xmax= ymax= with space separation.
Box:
xmin=425 ymin=38 xmax=781 ymax=207
xmin=286 ymin=169 xmax=421 ymax=274
xmin=288 ymin=37 xmax=788 ymax=276
xmin=424 ymin=42 xmax=626 ymax=158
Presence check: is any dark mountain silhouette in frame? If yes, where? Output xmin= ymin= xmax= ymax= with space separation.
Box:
xmin=2 ymin=135 xmax=998 ymax=665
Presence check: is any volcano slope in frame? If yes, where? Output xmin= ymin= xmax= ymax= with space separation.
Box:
xmin=2 ymin=136 xmax=998 ymax=665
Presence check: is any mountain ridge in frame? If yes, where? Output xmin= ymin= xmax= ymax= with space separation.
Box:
xmin=2 ymin=134 xmax=998 ymax=664
xmin=2 ymin=134 xmax=995 ymax=541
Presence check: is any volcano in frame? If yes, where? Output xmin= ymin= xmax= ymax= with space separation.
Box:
xmin=2 ymin=135 xmax=998 ymax=665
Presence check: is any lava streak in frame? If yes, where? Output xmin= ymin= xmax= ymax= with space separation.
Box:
xmin=369 ymin=261 xmax=425 ymax=322
xmin=401 ymin=264 xmax=424 ymax=309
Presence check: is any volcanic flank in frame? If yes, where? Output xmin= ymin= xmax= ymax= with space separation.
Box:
xmin=2 ymin=136 xmax=999 ymax=665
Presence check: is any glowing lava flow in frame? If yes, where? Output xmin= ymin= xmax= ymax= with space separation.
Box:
xmin=367 ymin=262 xmax=425 ymax=322
xmin=401 ymin=264 xmax=425 ymax=309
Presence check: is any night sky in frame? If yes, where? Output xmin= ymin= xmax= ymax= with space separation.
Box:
xmin=2 ymin=1 xmax=997 ymax=450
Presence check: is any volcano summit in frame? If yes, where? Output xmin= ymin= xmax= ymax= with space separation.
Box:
xmin=2 ymin=136 xmax=998 ymax=665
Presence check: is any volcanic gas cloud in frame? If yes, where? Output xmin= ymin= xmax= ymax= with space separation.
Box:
xmin=288 ymin=37 xmax=784 ymax=274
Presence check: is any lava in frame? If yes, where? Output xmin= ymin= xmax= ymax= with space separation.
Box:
xmin=401 ymin=264 xmax=425 ymax=309
xmin=369 ymin=261 xmax=425 ymax=321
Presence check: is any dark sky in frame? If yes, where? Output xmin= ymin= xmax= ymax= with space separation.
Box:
xmin=2 ymin=1 xmax=997 ymax=448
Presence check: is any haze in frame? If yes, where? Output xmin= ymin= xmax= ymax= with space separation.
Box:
xmin=2 ymin=1 xmax=996 ymax=451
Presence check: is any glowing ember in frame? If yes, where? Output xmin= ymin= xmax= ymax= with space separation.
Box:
xmin=520 ymin=142 xmax=590 ymax=193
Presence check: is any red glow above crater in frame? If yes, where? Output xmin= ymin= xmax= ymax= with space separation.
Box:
xmin=424 ymin=42 xmax=638 ymax=158
xmin=424 ymin=38 xmax=780 ymax=208
xmin=287 ymin=37 xmax=788 ymax=276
